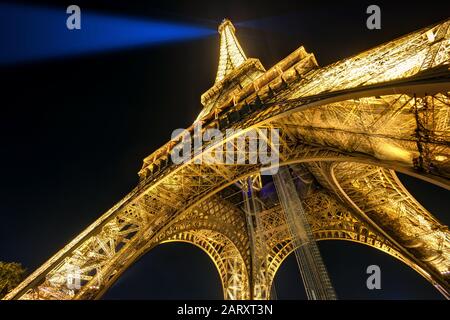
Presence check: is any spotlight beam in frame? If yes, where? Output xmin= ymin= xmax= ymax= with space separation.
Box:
xmin=0 ymin=3 xmax=214 ymax=65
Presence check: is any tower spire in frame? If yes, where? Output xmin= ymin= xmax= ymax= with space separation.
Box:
xmin=215 ymin=19 xmax=247 ymax=83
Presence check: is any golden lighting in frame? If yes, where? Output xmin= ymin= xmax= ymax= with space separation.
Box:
xmin=435 ymin=155 xmax=448 ymax=162
xmin=375 ymin=142 xmax=413 ymax=162
xmin=5 ymin=17 xmax=450 ymax=301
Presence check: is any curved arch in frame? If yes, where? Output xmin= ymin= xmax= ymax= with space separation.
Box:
xmin=268 ymin=237 xmax=439 ymax=298
xmin=87 ymin=227 xmax=250 ymax=300
xmin=252 ymin=188 xmax=409 ymax=295
xmin=88 ymin=194 xmax=251 ymax=300
xmin=327 ymin=161 xmax=450 ymax=297
xmin=159 ymin=230 xmax=249 ymax=300
xmin=268 ymin=234 xmax=404 ymax=277
xmin=103 ymin=240 xmax=223 ymax=299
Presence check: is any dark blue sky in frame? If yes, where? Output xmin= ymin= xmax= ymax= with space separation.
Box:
xmin=0 ymin=0 xmax=449 ymax=300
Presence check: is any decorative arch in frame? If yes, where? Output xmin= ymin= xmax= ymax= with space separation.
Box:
xmin=90 ymin=195 xmax=252 ymax=300
xmin=327 ymin=161 xmax=450 ymax=296
xmin=159 ymin=230 xmax=249 ymax=300
xmin=250 ymin=188 xmax=412 ymax=294
xmin=267 ymin=237 xmax=437 ymax=298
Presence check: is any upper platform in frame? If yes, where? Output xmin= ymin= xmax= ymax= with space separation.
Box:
xmin=197 ymin=19 xmax=318 ymax=121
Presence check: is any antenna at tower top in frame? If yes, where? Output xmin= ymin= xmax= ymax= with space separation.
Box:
xmin=218 ymin=18 xmax=235 ymax=33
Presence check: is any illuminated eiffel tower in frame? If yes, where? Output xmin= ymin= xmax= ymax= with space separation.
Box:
xmin=5 ymin=19 xmax=450 ymax=300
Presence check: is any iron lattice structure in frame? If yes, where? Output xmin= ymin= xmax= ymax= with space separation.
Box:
xmin=5 ymin=19 xmax=450 ymax=300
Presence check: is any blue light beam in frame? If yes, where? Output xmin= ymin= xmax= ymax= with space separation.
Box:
xmin=0 ymin=3 xmax=215 ymax=65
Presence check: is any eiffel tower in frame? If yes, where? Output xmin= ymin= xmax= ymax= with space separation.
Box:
xmin=5 ymin=19 xmax=450 ymax=300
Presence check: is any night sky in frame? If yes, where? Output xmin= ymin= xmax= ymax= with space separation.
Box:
xmin=1 ymin=0 xmax=449 ymax=300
